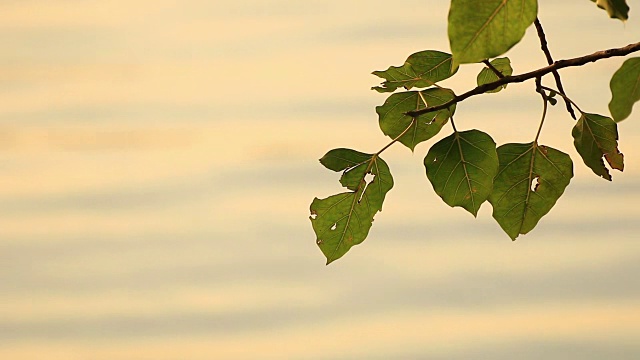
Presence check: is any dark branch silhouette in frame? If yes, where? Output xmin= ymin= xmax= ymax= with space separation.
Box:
xmin=406 ymin=41 xmax=640 ymax=118
xmin=534 ymin=18 xmax=577 ymax=120
xmin=482 ymin=59 xmax=506 ymax=79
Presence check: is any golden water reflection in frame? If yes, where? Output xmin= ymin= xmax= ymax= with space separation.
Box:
xmin=1 ymin=1 xmax=640 ymax=359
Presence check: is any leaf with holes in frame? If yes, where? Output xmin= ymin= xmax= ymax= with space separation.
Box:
xmin=424 ymin=129 xmax=499 ymax=216
xmin=609 ymin=57 xmax=640 ymax=122
xmin=477 ymin=57 xmax=513 ymax=93
xmin=372 ymin=50 xmax=458 ymax=93
xmin=489 ymin=143 xmax=573 ymax=240
xmin=590 ymin=0 xmax=629 ymax=21
xmin=376 ymin=88 xmax=456 ymax=151
xmin=572 ymin=113 xmax=624 ymax=181
xmin=448 ymin=0 xmax=538 ymax=67
xmin=310 ymin=149 xmax=394 ymax=264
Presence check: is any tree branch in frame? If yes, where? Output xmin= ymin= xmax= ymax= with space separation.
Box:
xmin=406 ymin=41 xmax=640 ymax=118
xmin=534 ymin=18 xmax=577 ymax=120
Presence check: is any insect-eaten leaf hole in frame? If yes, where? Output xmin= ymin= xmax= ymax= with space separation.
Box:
xmin=364 ymin=172 xmax=375 ymax=184
xmin=531 ymin=176 xmax=540 ymax=192
xmin=330 ymin=223 xmax=337 ymax=231
xmin=310 ymin=210 xmax=318 ymax=220
xmin=357 ymin=173 xmax=376 ymax=203
xmin=316 ymin=239 xmax=323 ymax=245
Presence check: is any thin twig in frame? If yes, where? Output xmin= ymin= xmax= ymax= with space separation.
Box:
xmin=535 ymin=76 xmax=543 ymax=96
xmin=534 ymin=18 xmax=577 ymax=120
xmin=406 ymin=41 xmax=640 ymax=118
xmin=540 ymin=85 xmax=585 ymax=114
xmin=482 ymin=59 xmax=506 ymax=79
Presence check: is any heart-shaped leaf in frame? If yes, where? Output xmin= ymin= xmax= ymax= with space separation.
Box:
xmin=424 ymin=129 xmax=499 ymax=216
xmin=376 ymin=88 xmax=456 ymax=151
xmin=372 ymin=50 xmax=458 ymax=93
xmin=477 ymin=57 xmax=513 ymax=93
xmin=448 ymin=0 xmax=538 ymax=67
xmin=489 ymin=143 xmax=573 ymax=240
xmin=609 ymin=57 xmax=640 ymax=122
xmin=572 ymin=113 xmax=624 ymax=181
xmin=310 ymin=149 xmax=394 ymax=264
xmin=590 ymin=0 xmax=629 ymax=21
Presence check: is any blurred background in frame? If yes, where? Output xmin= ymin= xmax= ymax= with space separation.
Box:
xmin=1 ymin=1 xmax=640 ymax=359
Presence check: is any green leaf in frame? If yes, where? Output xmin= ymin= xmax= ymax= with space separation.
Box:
xmin=310 ymin=149 xmax=394 ymax=264
xmin=609 ymin=57 xmax=640 ymax=122
xmin=476 ymin=57 xmax=513 ymax=93
xmin=372 ymin=50 xmax=458 ymax=93
xmin=572 ymin=113 xmax=624 ymax=181
xmin=489 ymin=143 xmax=573 ymax=240
xmin=376 ymin=88 xmax=456 ymax=151
xmin=590 ymin=0 xmax=629 ymax=21
xmin=448 ymin=0 xmax=538 ymax=67
xmin=424 ymin=129 xmax=499 ymax=216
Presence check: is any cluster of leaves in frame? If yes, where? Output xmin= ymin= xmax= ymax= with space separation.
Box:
xmin=310 ymin=0 xmax=639 ymax=264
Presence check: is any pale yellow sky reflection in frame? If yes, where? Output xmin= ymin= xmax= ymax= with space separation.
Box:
xmin=1 ymin=1 xmax=640 ymax=359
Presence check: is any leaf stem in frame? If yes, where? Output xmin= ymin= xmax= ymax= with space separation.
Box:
xmin=535 ymin=88 xmax=548 ymax=143
xmin=405 ymin=41 xmax=640 ymax=118
xmin=449 ymin=115 xmax=458 ymax=132
xmin=374 ymin=118 xmax=417 ymax=156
